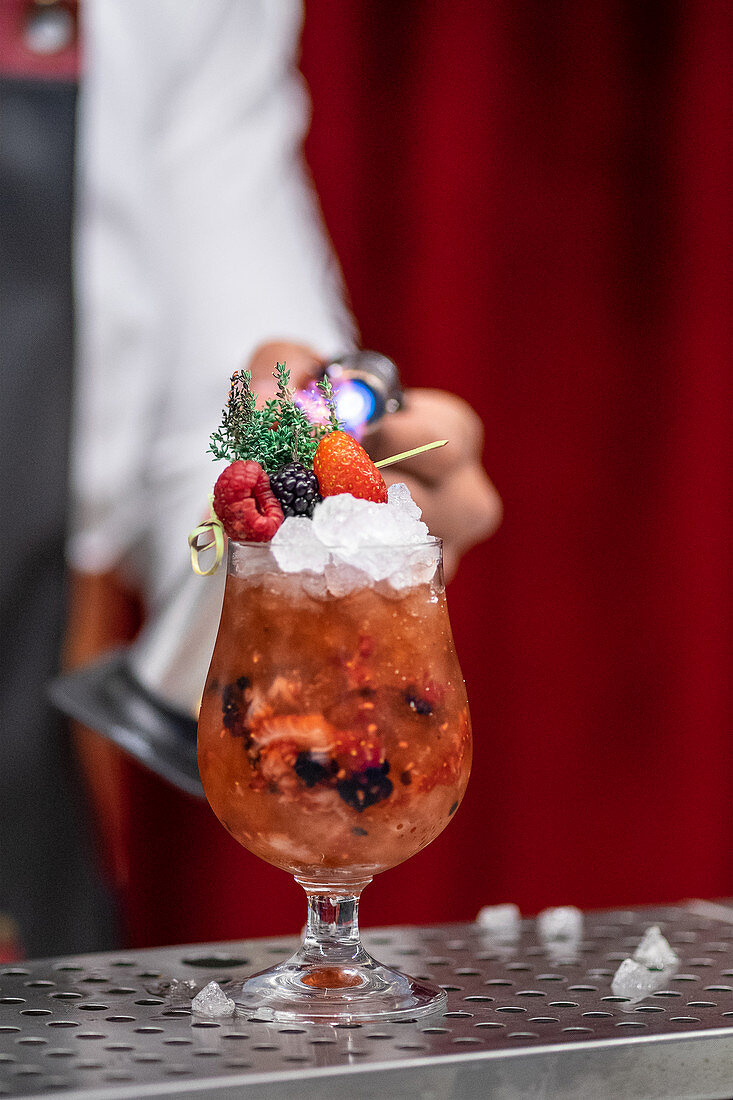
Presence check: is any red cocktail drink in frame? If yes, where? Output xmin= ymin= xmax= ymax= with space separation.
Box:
xmin=199 ymin=541 xmax=470 ymax=884
xmin=197 ymin=538 xmax=472 ymax=1020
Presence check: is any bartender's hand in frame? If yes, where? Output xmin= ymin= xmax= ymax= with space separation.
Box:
xmin=247 ymin=342 xmax=502 ymax=579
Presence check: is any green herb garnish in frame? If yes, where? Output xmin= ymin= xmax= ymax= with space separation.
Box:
xmin=208 ymin=363 xmax=338 ymax=473
xmin=317 ymin=373 xmax=342 ymax=432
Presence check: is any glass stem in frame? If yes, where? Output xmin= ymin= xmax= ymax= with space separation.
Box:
xmin=296 ymin=878 xmax=373 ymax=968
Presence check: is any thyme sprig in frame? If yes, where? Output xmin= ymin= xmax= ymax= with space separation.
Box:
xmin=208 ymin=363 xmax=337 ymax=473
xmin=317 ymin=373 xmax=342 ymax=432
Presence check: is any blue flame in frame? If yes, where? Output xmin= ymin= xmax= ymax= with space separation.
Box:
xmin=294 ymin=377 xmax=376 ymax=438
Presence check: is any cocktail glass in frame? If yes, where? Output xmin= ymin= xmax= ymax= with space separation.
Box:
xmin=197 ymin=537 xmax=471 ymax=1021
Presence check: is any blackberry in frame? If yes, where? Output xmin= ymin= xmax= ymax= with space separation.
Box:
xmin=405 ymin=691 xmax=433 ymax=716
xmin=269 ymin=461 xmax=321 ymax=518
xmin=221 ymin=685 xmax=240 ymax=729
xmin=294 ymin=750 xmax=334 ymax=788
xmin=221 ymin=677 xmax=251 ymax=738
xmin=336 ymin=762 xmax=393 ymax=813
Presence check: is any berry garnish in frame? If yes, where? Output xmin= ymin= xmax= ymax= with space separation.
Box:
xmin=213 ymin=460 xmax=284 ymax=542
xmin=313 ymin=431 xmax=388 ymax=503
xmin=270 ymin=461 xmax=322 ymax=518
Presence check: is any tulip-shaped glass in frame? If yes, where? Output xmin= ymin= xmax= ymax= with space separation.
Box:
xmin=198 ymin=538 xmax=471 ymax=1021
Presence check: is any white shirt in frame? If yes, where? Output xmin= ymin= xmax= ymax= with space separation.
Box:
xmin=70 ymin=0 xmax=354 ymax=603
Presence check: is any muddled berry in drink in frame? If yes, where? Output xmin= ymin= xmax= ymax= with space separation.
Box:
xmin=405 ymin=692 xmax=433 ymax=716
xmin=221 ymin=678 xmax=251 ymax=738
xmin=337 ymin=762 xmax=393 ymax=812
xmin=294 ymin=751 xmax=334 ymax=788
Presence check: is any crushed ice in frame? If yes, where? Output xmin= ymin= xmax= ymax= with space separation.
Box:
xmin=386 ymin=481 xmax=423 ymax=519
xmin=166 ymin=977 xmax=197 ymax=1007
xmin=271 ymin=484 xmax=434 ymax=594
xmin=191 ymin=980 xmax=236 ymax=1017
xmin=269 ymin=516 xmax=330 ymax=574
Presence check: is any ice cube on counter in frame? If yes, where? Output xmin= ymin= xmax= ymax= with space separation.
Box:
xmin=633 ymin=925 xmax=679 ymax=970
xmin=611 ymin=957 xmax=667 ymax=1001
xmin=476 ymin=903 xmax=521 ymax=939
xmin=191 ymin=980 xmax=236 ymax=1017
xmin=166 ymin=978 xmax=197 ymax=1006
xmin=537 ymin=906 xmax=584 ymax=942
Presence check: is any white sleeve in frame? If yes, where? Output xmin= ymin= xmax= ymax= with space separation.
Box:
xmin=70 ymin=0 xmax=355 ymax=598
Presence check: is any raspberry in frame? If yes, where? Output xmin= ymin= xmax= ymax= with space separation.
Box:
xmin=213 ymin=460 xmax=284 ymax=542
xmin=269 ymin=461 xmax=322 ymax=518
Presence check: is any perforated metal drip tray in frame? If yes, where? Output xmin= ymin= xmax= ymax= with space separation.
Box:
xmin=4 ymin=901 xmax=733 ymax=1100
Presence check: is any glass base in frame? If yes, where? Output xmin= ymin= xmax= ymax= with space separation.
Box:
xmin=234 ymin=951 xmax=446 ymax=1023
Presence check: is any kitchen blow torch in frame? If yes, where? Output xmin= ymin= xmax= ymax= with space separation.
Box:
xmin=296 ymin=350 xmax=403 ymax=437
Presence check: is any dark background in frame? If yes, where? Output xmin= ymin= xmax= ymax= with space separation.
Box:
xmin=119 ymin=0 xmax=732 ymax=944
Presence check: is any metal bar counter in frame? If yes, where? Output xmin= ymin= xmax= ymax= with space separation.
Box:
xmin=3 ymin=901 xmax=733 ymax=1099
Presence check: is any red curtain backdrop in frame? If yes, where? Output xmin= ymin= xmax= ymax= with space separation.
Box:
xmin=121 ymin=0 xmax=732 ymax=945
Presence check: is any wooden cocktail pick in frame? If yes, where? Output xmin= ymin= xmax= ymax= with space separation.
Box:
xmin=374 ymin=439 xmax=448 ymax=469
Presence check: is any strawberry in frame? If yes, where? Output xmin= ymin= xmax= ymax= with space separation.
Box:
xmin=313 ymin=431 xmax=388 ymax=503
xmin=213 ymin=460 xmax=284 ymax=542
